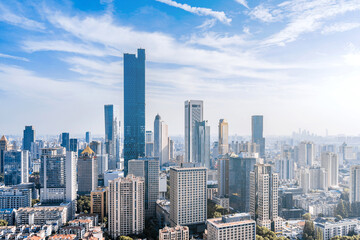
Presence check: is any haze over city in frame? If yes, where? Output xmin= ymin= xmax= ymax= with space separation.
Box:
xmin=1 ymin=0 xmax=360 ymax=136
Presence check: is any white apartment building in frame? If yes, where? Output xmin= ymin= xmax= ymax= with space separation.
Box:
xmin=159 ymin=225 xmax=189 ymax=240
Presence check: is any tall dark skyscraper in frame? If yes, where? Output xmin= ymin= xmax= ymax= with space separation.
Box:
xmin=251 ymin=115 xmax=265 ymax=158
xmin=69 ymin=138 xmax=78 ymax=152
xmin=124 ymin=49 xmax=145 ymax=176
xmin=23 ymin=126 xmax=35 ymax=151
xmin=85 ymin=131 xmax=91 ymax=144
xmin=61 ymin=132 xmax=70 ymax=151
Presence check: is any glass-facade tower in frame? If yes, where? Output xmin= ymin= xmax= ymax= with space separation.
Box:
xmin=124 ymin=49 xmax=145 ymax=175
xmin=251 ymin=115 xmax=265 ymax=158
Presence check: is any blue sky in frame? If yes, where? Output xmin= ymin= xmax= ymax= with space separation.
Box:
xmin=1 ymin=0 xmax=360 ymax=136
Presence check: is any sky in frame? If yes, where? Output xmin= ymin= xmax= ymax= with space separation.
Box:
xmin=1 ymin=0 xmax=360 ymax=137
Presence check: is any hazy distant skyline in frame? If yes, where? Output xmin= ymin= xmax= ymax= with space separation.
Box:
xmin=1 ymin=0 xmax=360 ymax=136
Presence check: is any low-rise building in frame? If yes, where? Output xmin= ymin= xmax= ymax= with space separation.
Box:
xmin=206 ymin=213 xmax=256 ymax=240
xmin=159 ymin=225 xmax=189 ymax=240
xmin=0 ymin=187 xmax=31 ymax=209
xmin=60 ymin=226 xmax=85 ymax=239
xmin=15 ymin=206 xmax=67 ymax=226
xmin=48 ymin=234 xmax=77 ymax=240
xmin=315 ymin=219 xmax=360 ymax=240
xmin=212 ymin=196 xmax=229 ymax=211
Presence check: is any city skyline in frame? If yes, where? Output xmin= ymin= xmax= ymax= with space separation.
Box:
xmin=1 ymin=0 xmax=360 ymax=136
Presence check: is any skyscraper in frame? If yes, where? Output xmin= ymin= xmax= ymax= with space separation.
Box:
xmin=145 ymin=131 xmax=154 ymax=157
xmin=61 ymin=133 xmax=70 ymax=151
xmin=194 ymin=120 xmax=210 ymax=168
xmin=154 ymin=114 xmax=161 ymax=159
xmin=4 ymin=150 xmax=29 ymax=186
xmin=85 ymin=132 xmax=91 ymax=144
xmin=108 ymin=175 xmax=144 ymax=238
xmin=170 ymin=165 xmax=207 ymax=228
xmin=184 ymin=100 xmax=203 ymax=163
xmin=321 ymin=152 xmax=338 ymax=188
xmin=128 ymin=158 xmax=159 ymax=218
xmin=69 ymin=138 xmax=78 ymax=153
xmin=350 ymin=165 xmax=360 ymax=203
xmin=104 ymin=104 xmax=121 ymax=170
xmin=124 ymin=49 xmax=146 ymax=175
xmin=251 ymin=115 xmax=265 ymax=158
xmin=217 ymin=158 xmax=229 ymax=197
xmin=77 ymin=146 xmax=98 ymax=195
xmin=0 ymin=135 xmax=9 ymax=174
xmin=23 ymin=126 xmax=35 ymax=151
xmin=229 ymin=153 xmax=258 ymax=212
xmin=154 ymin=115 xmax=169 ymax=165
xmin=250 ymin=163 xmax=282 ymax=232
xmin=218 ymin=119 xmax=229 ymax=155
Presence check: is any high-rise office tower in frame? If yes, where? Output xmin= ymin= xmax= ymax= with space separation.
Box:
xmin=217 ymin=158 xmax=229 ymax=197
xmin=40 ymin=148 xmax=77 ymax=204
xmin=154 ymin=114 xmax=161 ymax=159
xmin=229 ymin=153 xmax=258 ymax=212
xmin=170 ymin=165 xmax=207 ymax=227
xmin=279 ymin=148 xmax=295 ymax=180
xmin=3 ymin=150 xmax=29 ymax=186
xmin=350 ymin=165 xmax=360 ymax=203
xmin=104 ymin=104 xmax=121 ymax=170
xmin=108 ymin=175 xmax=144 ymax=238
xmin=298 ymin=141 xmax=315 ymax=166
xmin=218 ymin=119 xmax=229 ymax=155
xmin=77 ymin=146 xmax=98 ymax=195
xmin=321 ymin=152 xmax=338 ymax=188
xmin=69 ymin=138 xmax=78 ymax=153
xmin=195 ymin=120 xmax=210 ymax=168
xmin=90 ymin=141 xmax=102 ymax=155
xmin=0 ymin=135 xmax=9 ymax=174
xmin=250 ymin=163 xmax=282 ymax=232
xmin=128 ymin=158 xmax=159 ymax=218
xmin=169 ymin=139 xmax=174 ymax=160
xmin=184 ymin=100 xmax=203 ymax=163
xmin=124 ymin=49 xmax=146 ymax=176
xmin=145 ymin=131 xmax=154 ymax=157
xmin=85 ymin=131 xmax=91 ymax=144
xmin=251 ymin=115 xmax=265 ymax=158
xmin=61 ymin=133 xmax=70 ymax=151
xmin=23 ymin=126 xmax=35 ymax=151
xmin=154 ymin=115 xmax=169 ymax=165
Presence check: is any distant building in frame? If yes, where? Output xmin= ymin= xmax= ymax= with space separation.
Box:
xmin=159 ymin=225 xmax=189 ymax=240
xmin=0 ymin=209 xmax=16 ymax=225
xmin=350 ymin=165 xmax=360 ymax=203
xmin=298 ymin=142 xmax=315 ymax=167
xmin=85 ymin=132 xmax=91 ymax=144
xmin=103 ymin=170 xmax=123 ymax=187
xmin=251 ymin=115 xmax=265 ymax=158
xmin=23 ymin=126 xmax=35 ymax=151
xmin=77 ymin=146 xmax=98 ymax=195
xmin=108 ymin=175 xmax=144 ymax=238
xmin=123 ymin=49 xmax=146 ymax=175
xmin=145 ymin=131 xmax=154 ymax=157
xmin=206 ymin=213 xmax=256 ymax=240
xmin=217 ymin=158 xmax=229 ymax=197
xmin=170 ymin=166 xmax=207 ymax=228
xmin=128 ymin=158 xmax=159 ymax=218
xmin=104 ymin=104 xmax=121 ymax=170
xmin=4 ymin=150 xmax=29 ymax=186
xmin=90 ymin=188 xmax=107 ymax=222
xmin=218 ymin=119 xmax=229 ymax=155
xmin=0 ymin=135 xmax=10 ymax=174
xmin=194 ymin=120 xmax=210 ymax=168
xmin=184 ymin=100 xmax=203 ymax=163
xmin=69 ymin=139 xmax=78 ymax=153
xmin=154 ymin=115 xmax=169 ymax=165
xmin=321 ymin=152 xmax=338 ymax=188
xmin=61 ymin=133 xmax=70 ymax=151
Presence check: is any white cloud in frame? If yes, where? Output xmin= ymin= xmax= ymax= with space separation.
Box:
xmin=235 ymin=0 xmax=249 ymax=9
xmin=0 ymin=53 xmax=29 ymax=62
xmin=262 ymin=0 xmax=360 ymax=46
xmin=321 ymin=22 xmax=360 ymax=34
xmin=0 ymin=3 xmax=45 ymax=30
xmin=155 ymin=0 xmax=231 ymax=24
xmin=249 ymin=5 xmax=282 ymax=23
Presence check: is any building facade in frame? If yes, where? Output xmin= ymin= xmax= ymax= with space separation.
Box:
xmin=218 ymin=119 xmax=229 ymax=155
xmin=104 ymin=104 xmax=121 ymax=170
xmin=123 ymin=49 xmax=146 ymax=175
xmin=159 ymin=225 xmax=189 ymax=240
xmin=4 ymin=150 xmax=29 ymax=186
xmin=251 ymin=115 xmax=265 ymax=158
xmin=77 ymin=146 xmax=98 ymax=195
xmin=350 ymin=165 xmax=360 ymax=203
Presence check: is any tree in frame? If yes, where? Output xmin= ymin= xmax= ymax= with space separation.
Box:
xmin=0 ymin=220 xmax=7 ymax=226
xmin=32 ymin=199 xmax=40 ymax=207
xmin=118 ymin=236 xmax=133 ymax=240
xmin=303 ymin=221 xmax=315 ymax=240
xmin=77 ymin=195 xmax=91 ymax=213
xmin=335 ymin=200 xmax=348 ymax=218
xmin=303 ymin=213 xmax=312 ymax=221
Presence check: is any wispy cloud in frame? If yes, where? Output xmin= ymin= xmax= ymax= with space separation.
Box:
xmin=0 ymin=3 xmax=45 ymax=30
xmin=258 ymin=0 xmax=360 ymax=46
xmin=155 ymin=0 xmax=231 ymax=24
xmin=321 ymin=22 xmax=360 ymax=34
xmin=249 ymin=4 xmax=282 ymax=23
xmin=235 ymin=0 xmax=249 ymax=9
xmin=0 ymin=53 xmax=29 ymax=62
